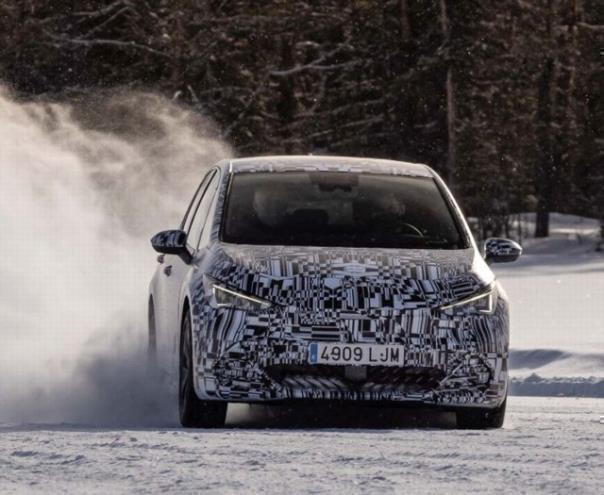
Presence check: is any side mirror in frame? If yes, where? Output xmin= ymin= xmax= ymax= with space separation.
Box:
xmin=150 ymin=230 xmax=192 ymax=264
xmin=484 ymin=238 xmax=522 ymax=264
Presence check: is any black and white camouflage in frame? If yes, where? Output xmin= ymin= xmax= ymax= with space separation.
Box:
xmin=151 ymin=229 xmax=187 ymax=249
xmin=484 ymin=238 xmax=523 ymax=263
xmin=190 ymin=245 xmax=508 ymax=407
xmin=150 ymin=156 xmax=514 ymax=412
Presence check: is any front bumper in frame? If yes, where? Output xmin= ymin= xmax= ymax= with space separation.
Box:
xmin=192 ymin=304 xmax=509 ymax=409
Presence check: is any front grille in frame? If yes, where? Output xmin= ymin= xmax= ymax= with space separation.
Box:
xmin=265 ymin=364 xmax=444 ymax=390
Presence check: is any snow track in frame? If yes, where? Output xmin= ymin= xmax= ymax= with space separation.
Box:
xmin=1 ymin=397 xmax=602 ymax=494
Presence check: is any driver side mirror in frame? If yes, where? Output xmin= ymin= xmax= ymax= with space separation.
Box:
xmin=484 ymin=238 xmax=522 ymax=264
xmin=150 ymin=230 xmax=192 ymax=264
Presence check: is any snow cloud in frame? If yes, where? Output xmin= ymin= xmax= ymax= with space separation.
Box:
xmin=0 ymin=87 xmax=231 ymax=426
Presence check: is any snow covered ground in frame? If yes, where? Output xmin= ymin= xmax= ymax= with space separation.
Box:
xmin=1 ymin=397 xmax=603 ymax=494
xmin=492 ymin=214 xmax=604 ymax=397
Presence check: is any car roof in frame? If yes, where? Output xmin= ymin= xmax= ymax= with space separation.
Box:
xmin=217 ymin=155 xmax=434 ymax=178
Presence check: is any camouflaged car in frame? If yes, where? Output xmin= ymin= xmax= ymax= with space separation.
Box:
xmin=149 ymin=156 xmax=521 ymax=428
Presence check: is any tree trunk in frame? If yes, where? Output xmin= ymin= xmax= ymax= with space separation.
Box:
xmin=535 ymin=209 xmax=550 ymax=238
xmin=440 ymin=0 xmax=456 ymax=190
xmin=535 ymin=55 xmax=554 ymax=238
xmin=398 ymin=0 xmax=411 ymax=44
xmin=533 ymin=1 xmax=557 ymax=238
xmin=276 ymin=35 xmax=297 ymax=153
xmin=445 ymin=67 xmax=456 ymax=189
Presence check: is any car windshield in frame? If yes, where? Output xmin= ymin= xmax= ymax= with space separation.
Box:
xmin=221 ymin=171 xmax=467 ymax=249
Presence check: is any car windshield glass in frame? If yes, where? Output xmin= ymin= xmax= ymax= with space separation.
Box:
xmin=221 ymin=171 xmax=467 ymax=249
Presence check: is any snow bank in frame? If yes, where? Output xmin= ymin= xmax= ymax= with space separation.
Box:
xmin=509 ymin=349 xmax=604 ymax=398
xmin=510 ymin=374 xmax=604 ymax=397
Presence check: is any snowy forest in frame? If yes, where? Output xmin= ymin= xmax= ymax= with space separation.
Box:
xmin=0 ymin=0 xmax=602 ymax=239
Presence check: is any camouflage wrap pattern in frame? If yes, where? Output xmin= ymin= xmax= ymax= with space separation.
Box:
xmin=485 ymin=238 xmax=523 ymax=261
xmin=182 ymin=157 xmax=509 ymax=409
xmin=151 ymin=229 xmax=186 ymax=249
xmin=189 ymin=244 xmax=508 ymax=408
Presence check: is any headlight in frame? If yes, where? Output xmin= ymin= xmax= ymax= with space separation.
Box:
xmin=440 ymin=284 xmax=498 ymax=314
xmin=205 ymin=276 xmax=272 ymax=311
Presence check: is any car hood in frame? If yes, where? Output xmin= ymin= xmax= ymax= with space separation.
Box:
xmin=207 ymin=243 xmax=493 ymax=311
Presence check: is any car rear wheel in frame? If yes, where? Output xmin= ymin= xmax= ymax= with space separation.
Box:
xmin=179 ymin=310 xmax=227 ymax=428
xmin=456 ymin=399 xmax=506 ymax=429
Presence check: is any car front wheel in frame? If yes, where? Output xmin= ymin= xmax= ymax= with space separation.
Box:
xmin=179 ymin=310 xmax=227 ymax=428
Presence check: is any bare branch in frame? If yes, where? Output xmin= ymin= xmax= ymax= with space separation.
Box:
xmin=577 ymin=22 xmax=604 ymax=32
xmin=269 ymin=45 xmax=353 ymax=77
xmin=271 ymin=60 xmax=361 ymax=77
xmin=71 ymin=1 xmax=134 ymax=19
xmin=44 ymin=34 xmax=169 ymax=58
xmin=221 ymin=75 xmax=271 ymax=139
xmin=81 ymin=7 xmax=134 ymax=40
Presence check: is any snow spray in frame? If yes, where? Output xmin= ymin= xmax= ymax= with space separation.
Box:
xmin=0 ymin=87 xmax=231 ymax=426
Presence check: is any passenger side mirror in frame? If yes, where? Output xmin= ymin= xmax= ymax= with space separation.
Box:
xmin=150 ymin=230 xmax=192 ymax=264
xmin=484 ymin=238 xmax=522 ymax=264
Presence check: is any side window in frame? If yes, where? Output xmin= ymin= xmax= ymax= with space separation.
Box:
xmin=180 ymin=171 xmax=213 ymax=232
xmin=186 ymin=171 xmax=219 ymax=251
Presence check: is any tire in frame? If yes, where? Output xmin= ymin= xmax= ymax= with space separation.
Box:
xmin=179 ymin=310 xmax=227 ymax=428
xmin=456 ymin=399 xmax=506 ymax=429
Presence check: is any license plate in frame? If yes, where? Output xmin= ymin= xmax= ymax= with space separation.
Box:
xmin=308 ymin=343 xmax=405 ymax=366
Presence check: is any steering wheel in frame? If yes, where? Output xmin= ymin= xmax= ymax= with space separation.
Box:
xmin=399 ymin=222 xmax=424 ymax=237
